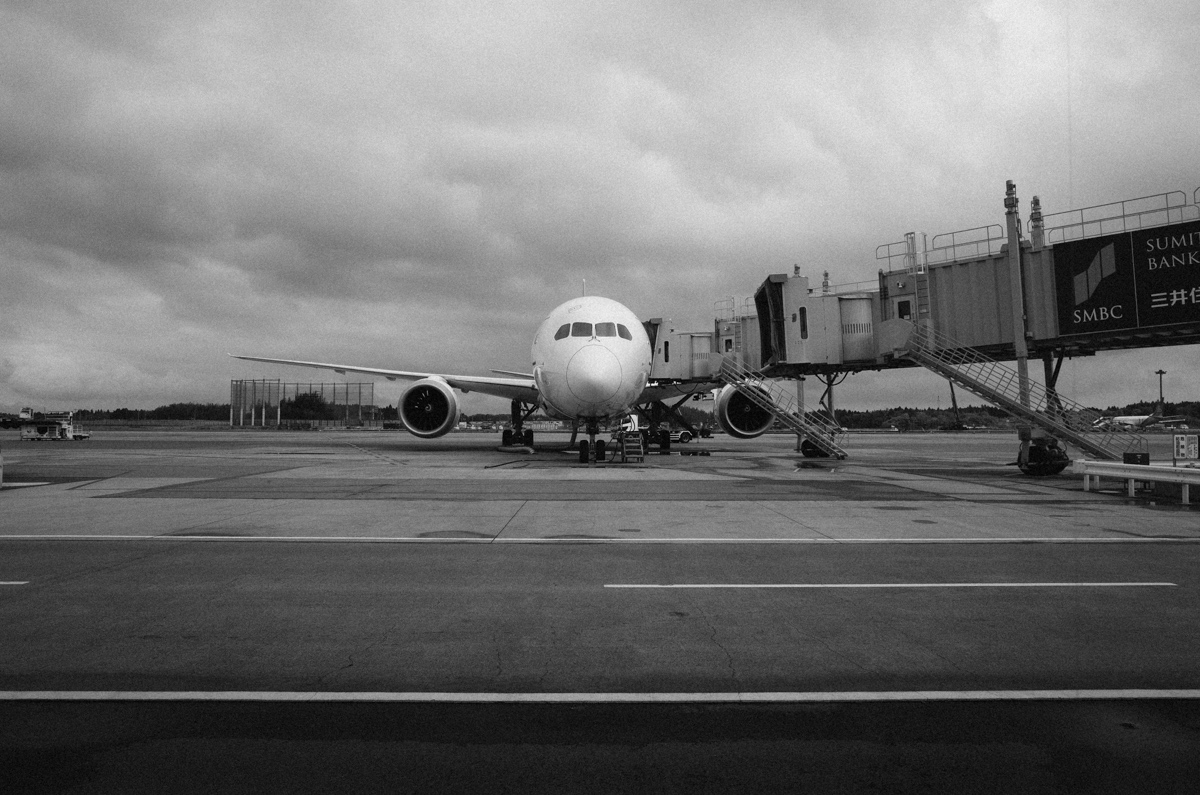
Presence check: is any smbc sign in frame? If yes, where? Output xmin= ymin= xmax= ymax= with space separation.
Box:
xmin=1054 ymin=219 xmax=1200 ymax=336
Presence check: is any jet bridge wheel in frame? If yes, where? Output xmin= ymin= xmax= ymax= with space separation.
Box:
xmin=800 ymin=439 xmax=831 ymax=458
xmin=1017 ymin=439 xmax=1070 ymax=477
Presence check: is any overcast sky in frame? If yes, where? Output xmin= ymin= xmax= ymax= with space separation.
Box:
xmin=2 ymin=0 xmax=1199 ymax=415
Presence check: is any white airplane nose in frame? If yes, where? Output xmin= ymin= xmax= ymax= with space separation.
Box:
xmin=566 ymin=345 xmax=623 ymax=403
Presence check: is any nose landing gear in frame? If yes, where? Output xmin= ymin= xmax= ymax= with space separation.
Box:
xmin=578 ymin=419 xmax=605 ymax=463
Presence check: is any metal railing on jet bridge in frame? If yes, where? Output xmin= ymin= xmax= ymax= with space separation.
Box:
xmin=717 ymin=355 xmax=848 ymax=459
xmin=899 ymin=322 xmax=1145 ymax=461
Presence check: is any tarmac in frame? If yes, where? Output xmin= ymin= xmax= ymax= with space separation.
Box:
xmin=2 ymin=428 xmax=1199 ymax=792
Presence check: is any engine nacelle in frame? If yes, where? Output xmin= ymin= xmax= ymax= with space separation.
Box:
xmin=399 ymin=377 xmax=461 ymax=438
xmin=714 ymin=384 xmax=774 ymax=439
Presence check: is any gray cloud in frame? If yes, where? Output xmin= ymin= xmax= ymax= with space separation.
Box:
xmin=2 ymin=0 xmax=1199 ymax=410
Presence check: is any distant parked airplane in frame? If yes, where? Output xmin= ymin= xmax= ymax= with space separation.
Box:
xmin=1092 ymin=404 xmax=1187 ymax=430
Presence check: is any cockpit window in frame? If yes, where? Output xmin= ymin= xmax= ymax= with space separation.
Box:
xmin=557 ymin=321 xmax=632 ymax=341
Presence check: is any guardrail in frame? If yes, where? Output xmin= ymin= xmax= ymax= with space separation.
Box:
xmin=1043 ymin=190 xmax=1198 ymax=244
xmin=1072 ymin=459 xmax=1200 ymax=504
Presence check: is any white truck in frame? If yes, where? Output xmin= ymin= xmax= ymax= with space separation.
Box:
xmin=20 ymin=411 xmax=90 ymax=441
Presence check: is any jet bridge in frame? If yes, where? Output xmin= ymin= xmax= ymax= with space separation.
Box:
xmin=644 ymin=318 xmax=717 ymax=382
xmin=732 ymin=181 xmax=1200 ymax=473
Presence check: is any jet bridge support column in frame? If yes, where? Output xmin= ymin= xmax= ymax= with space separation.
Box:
xmin=793 ymin=377 xmax=805 ymax=453
xmin=1043 ymin=353 xmax=1065 ymax=419
xmin=798 ymin=373 xmax=847 ymax=458
xmin=1005 ymin=181 xmax=1058 ymax=472
xmin=1005 ymin=180 xmax=1031 ymax=408
xmin=817 ymin=374 xmax=846 ymax=426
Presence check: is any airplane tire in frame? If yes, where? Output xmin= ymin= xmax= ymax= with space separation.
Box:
xmin=522 ymin=429 xmax=534 ymax=446
xmin=659 ymin=430 xmax=671 ymax=453
xmin=579 ymin=439 xmax=590 ymax=464
xmin=594 ymin=439 xmax=606 ymax=462
xmin=502 ymin=429 xmax=513 ymax=446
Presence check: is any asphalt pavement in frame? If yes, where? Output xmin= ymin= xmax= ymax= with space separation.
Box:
xmin=2 ymin=428 xmax=1199 ymax=792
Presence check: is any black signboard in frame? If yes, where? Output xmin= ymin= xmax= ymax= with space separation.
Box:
xmin=1055 ymin=219 xmax=1200 ymax=336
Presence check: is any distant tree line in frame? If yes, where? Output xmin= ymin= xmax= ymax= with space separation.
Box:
xmin=71 ymin=396 xmax=403 ymax=422
xmin=75 ymin=403 xmax=231 ymax=421
xmin=836 ymin=405 xmax=1011 ymax=431
xmin=44 ymin=398 xmax=1200 ymax=429
xmin=1107 ymin=400 xmax=1200 ymax=419
xmin=839 ymin=401 xmax=1200 ymax=431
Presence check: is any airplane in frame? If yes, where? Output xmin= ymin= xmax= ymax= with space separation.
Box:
xmin=1092 ymin=403 xmax=1188 ymax=431
xmin=231 ymin=295 xmax=775 ymax=463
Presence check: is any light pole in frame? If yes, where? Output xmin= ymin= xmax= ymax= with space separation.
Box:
xmin=1155 ymin=369 xmax=1166 ymax=405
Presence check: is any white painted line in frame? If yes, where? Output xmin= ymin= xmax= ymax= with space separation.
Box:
xmin=605 ymin=582 xmax=1178 ymax=589
xmin=0 ymin=535 xmax=1197 ymax=545
xmin=1 ymin=582 xmax=29 ymax=586
xmin=0 ymin=535 xmax=161 ymax=541
xmin=3 ymin=690 xmax=1200 ymax=703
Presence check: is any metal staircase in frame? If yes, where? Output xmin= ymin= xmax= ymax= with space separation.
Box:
xmin=616 ymin=430 xmax=645 ymax=463
xmin=899 ymin=322 xmax=1145 ymax=461
xmin=717 ymin=356 xmax=849 ymax=459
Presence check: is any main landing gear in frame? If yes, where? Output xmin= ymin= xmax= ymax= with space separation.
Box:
xmin=501 ymin=400 xmax=536 ymax=448
xmin=502 ymin=427 xmax=534 ymax=447
xmin=578 ymin=418 xmax=606 ymax=464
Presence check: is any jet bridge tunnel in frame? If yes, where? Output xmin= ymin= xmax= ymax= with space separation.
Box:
xmin=750 ymin=185 xmax=1200 ymax=379
xmin=719 ymin=183 xmax=1200 ymax=472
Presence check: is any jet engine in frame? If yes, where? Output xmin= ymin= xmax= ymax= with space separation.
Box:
xmin=399 ymin=377 xmax=461 ymax=438
xmin=714 ymin=384 xmax=775 ymax=439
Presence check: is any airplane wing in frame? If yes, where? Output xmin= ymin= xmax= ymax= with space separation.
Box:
xmin=229 ymin=355 xmax=539 ymax=404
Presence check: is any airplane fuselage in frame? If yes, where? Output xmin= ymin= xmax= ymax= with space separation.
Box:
xmin=1112 ymin=415 xmax=1154 ymax=428
xmin=1094 ymin=412 xmax=1164 ymax=430
xmin=531 ymin=296 xmax=652 ymax=421
xmin=231 ymin=294 xmax=665 ymax=451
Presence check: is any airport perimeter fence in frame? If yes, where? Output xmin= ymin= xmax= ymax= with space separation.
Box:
xmin=230 ymin=379 xmax=382 ymax=428
xmin=68 ymin=418 xmax=405 ymax=431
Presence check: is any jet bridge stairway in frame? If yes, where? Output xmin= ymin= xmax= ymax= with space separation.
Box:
xmin=717 ymin=356 xmax=848 ymax=459
xmin=897 ymin=322 xmax=1145 ymax=465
